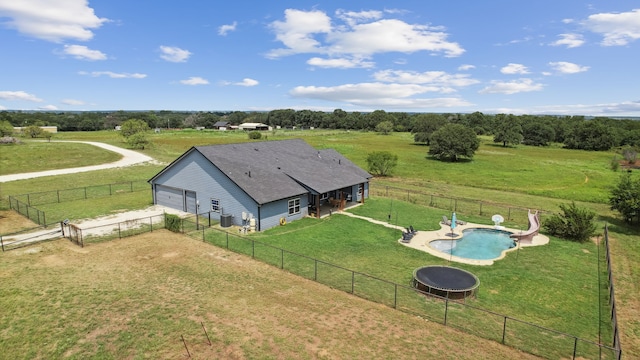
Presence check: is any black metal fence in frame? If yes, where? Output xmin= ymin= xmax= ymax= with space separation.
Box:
xmin=600 ymin=225 xmax=622 ymax=358
xmin=10 ymin=180 xmax=148 ymax=207
xmin=55 ymin=213 xmax=621 ymax=359
xmin=8 ymin=196 xmax=48 ymax=226
xmin=369 ymin=183 xmax=547 ymax=225
xmin=0 ymin=225 xmax=62 ymax=252
xmin=7 ymin=180 xmax=149 ymax=227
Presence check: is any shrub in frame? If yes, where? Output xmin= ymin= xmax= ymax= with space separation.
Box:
xmin=248 ymin=131 xmax=262 ymax=140
xmin=0 ymin=136 xmax=20 ymax=144
xmin=366 ymin=151 xmax=398 ymax=176
xmin=543 ymin=202 xmax=598 ymax=242
xmin=165 ymin=214 xmax=182 ymax=233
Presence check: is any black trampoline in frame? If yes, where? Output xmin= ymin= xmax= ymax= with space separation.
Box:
xmin=413 ymin=265 xmax=480 ymax=299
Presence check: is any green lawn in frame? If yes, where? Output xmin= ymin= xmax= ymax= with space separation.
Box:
xmin=1 ymin=129 xmax=637 ymax=358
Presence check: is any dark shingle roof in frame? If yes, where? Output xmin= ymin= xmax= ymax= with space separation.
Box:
xmin=194 ymin=139 xmax=371 ymax=204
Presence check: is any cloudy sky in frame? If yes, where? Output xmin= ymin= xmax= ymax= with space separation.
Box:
xmin=0 ymin=0 xmax=639 ymax=116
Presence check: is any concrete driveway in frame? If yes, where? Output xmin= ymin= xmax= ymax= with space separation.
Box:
xmin=0 ymin=141 xmax=155 ymax=183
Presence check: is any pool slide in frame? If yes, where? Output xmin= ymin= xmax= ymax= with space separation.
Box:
xmin=509 ymin=210 xmax=540 ymax=244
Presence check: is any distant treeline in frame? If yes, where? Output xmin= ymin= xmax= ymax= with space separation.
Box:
xmin=2 ymin=109 xmax=639 ymax=150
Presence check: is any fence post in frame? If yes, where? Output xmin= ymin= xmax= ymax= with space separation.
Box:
xmin=281 ymin=249 xmax=284 ymax=269
xmin=109 ymin=184 xmax=112 ymax=195
xmin=508 ymin=207 xmax=511 ymax=220
xmin=26 ymin=204 xmax=29 ymax=220
xmin=202 ymin=227 xmax=205 ymax=241
xmin=252 ymin=240 xmax=255 ymax=258
xmin=118 ymin=223 xmax=121 ymax=239
xmin=37 ymin=209 xmax=40 ymax=225
xmin=57 ymin=190 xmax=60 ymax=203
xmin=150 ymin=217 xmax=153 ymax=232
xmin=43 ymin=212 xmax=46 ymax=227
xmin=226 ymin=232 xmax=229 ymax=248
xmin=394 ymin=284 xmax=397 ymax=309
xmin=351 ymin=271 xmax=355 ymax=294
xmin=1 ymin=236 xmax=4 ymax=252
xmin=84 ymin=187 xmax=87 ymax=199
xmin=130 ymin=181 xmax=133 ymax=192
xmin=573 ymin=337 xmax=578 ymax=360
xmin=27 ymin=193 xmax=30 ymax=206
xmin=502 ymin=317 xmax=507 ymax=344
xmin=8 ymin=196 xmax=12 ymax=210
xmin=480 ymin=202 xmax=483 ymax=215
xmin=314 ymin=259 xmax=318 ymax=281
xmin=444 ymin=298 xmax=449 ymax=325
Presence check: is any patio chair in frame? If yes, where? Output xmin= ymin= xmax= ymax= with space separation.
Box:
xmin=441 ymin=216 xmax=452 ymax=226
xmin=410 ymin=225 xmax=417 ymax=234
xmin=455 ymin=218 xmax=467 ymax=226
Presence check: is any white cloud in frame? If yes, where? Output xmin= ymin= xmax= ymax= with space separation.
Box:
xmin=63 ymin=44 xmax=107 ymax=60
xmin=562 ymin=18 xmax=575 ymax=24
xmin=218 ymin=21 xmax=237 ymax=36
xmin=290 ymin=82 xmax=473 ymax=108
xmin=548 ymin=61 xmax=589 ymax=74
xmin=61 ymin=98 xmax=85 ymax=105
xmin=335 ymin=9 xmax=383 ymax=26
xmin=479 ymin=78 xmax=544 ymax=94
xmin=583 ymin=8 xmax=640 ymax=46
xmin=0 ymin=105 xmax=5 ymax=110
xmin=500 ymin=63 xmax=530 ymax=75
xmin=307 ymin=57 xmax=374 ymax=69
xmin=503 ymin=100 xmax=640 ymax=116
xmin=550 ymin=33 xmax=585 ymax=48
xmin=458 ymin=64 xmax=475 ymax=71
xmin=0 ymin=0 xmax=108 ymax=42
xmin=0 ymin=90 xmax=43 ymax=102
xmin=235 ymin=78 xmax=259 ymax=87
xmin=79 ymin=71 xmax=147 ymax=79
xmin=159 ymin=46 xmax=191 ymax=62
xmin=180 ymin=77 xmax=209 ymax=85
xmin=373 ymin=70 xmax=479 ymax=89
xmin=267 ymin=9 xmax=464 ymax=59
xmin=38 ymin=104 xmax=58 ymax=110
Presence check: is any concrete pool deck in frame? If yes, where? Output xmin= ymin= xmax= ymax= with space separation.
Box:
xmin=337 ymin=212 xmax=549 ymax=266
xmin=400 ymin=222 xmax=550 ymax=266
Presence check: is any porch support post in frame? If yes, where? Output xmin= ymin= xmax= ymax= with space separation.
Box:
xmin=315 ymin=194 xmax=320 ymax=218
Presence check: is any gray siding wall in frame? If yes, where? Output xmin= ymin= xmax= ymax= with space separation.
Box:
xmin=152 ymin=150 xmax=260 ymax=227
xmin=260 ymin=196 xmax=309 ymax=230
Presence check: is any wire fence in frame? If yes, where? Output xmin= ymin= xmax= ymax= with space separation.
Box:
xmin=9 ymin=180 xmax=148 ymax=207
xmin=6 ymin=180 xmax=150 ymax=227
xmin=64 ymin=213 xmax=619 ymax=360
xmin=600 ymin=225 xmax=622 ymax=358
xmin=369 ymin=183 xmax=549 ymax=225
xmin=65 ymin=215 xmax=166 ymax=248
xmin=0 ymin=225 xmax=62 ymax=252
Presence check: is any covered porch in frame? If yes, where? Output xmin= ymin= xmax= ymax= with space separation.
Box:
xmin=307 ymin=184 xmax=365 ymax=218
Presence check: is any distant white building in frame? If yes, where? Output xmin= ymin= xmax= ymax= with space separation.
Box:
xmin=238 ymin=122 xmax=270 ymax=131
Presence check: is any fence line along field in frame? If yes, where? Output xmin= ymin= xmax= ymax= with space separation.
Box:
xmin=0 ymin=232 xmax=539 ymax=360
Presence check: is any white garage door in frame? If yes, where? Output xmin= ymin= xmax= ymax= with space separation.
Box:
xmin=155 ymin=185 xmax=184 ymax=211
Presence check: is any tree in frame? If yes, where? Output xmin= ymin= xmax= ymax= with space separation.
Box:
xmin=543 ymin=202 xmax=598 ymax=242
xmin=609 ymin=171 xmax=640 ymax=224
xmin=25 ymin=125 xmax=45 ymax=138
xmin=411 ymin=113 xmax=446 ymax=145
xmin=120 ymin=119 xmax=150 ymax=149
xmin=522 ymin=121 xmax=555 ymax=146
xmin=563 ymin=120 xmax=619 ymax=151
xmin=493 ymin=114 xmax=523 ymax=147
xmin=428 ymin=123 xmax=480 ymax=162
xmin=0 ymin=120 xmax=13 ymax=136
xmin=375 ymin=120 xmax=394 ymax=135
xmin=366 ymin=151 xmax=398 ymax=176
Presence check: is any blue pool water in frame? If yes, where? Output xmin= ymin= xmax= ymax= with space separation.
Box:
xmin=429 ymin=228 xmax=516 ymax=260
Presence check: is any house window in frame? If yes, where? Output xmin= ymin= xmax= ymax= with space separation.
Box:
xmin=211 ymin=198 xmax=221 ymax=212
xmin=288 ymin=198 xmax=300 ymax=215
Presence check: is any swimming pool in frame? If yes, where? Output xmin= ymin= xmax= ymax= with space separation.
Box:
xmin=429 ymin=228 xmax=517 ymax=260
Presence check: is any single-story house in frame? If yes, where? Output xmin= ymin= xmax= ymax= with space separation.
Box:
xmin=148 ymin=139 xmax=371 ymax=231
xmin=238 ymin=122 xmax=270 ymax=131
xmin=211 ymin=121 xmax=229 ymax=130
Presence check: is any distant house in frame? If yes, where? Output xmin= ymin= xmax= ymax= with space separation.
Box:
xmin=14 ymin=126 xmax=58 ymax=133
xmin=148 ymin=139 xmax=371 ymax=231
xmin=212 ymin=121 xmax=229 ymax=130
xmin=238 ymin=122 xmax=270 ymax=131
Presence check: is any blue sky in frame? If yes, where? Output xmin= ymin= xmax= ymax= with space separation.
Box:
xmin=1 ymin=1 xmax=639 ymax=116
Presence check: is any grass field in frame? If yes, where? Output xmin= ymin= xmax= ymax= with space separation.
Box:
xmin=1 ymin=129 xmax=638 ymax=358
xmin=0 ymin=232 xmax=541 ymax=360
